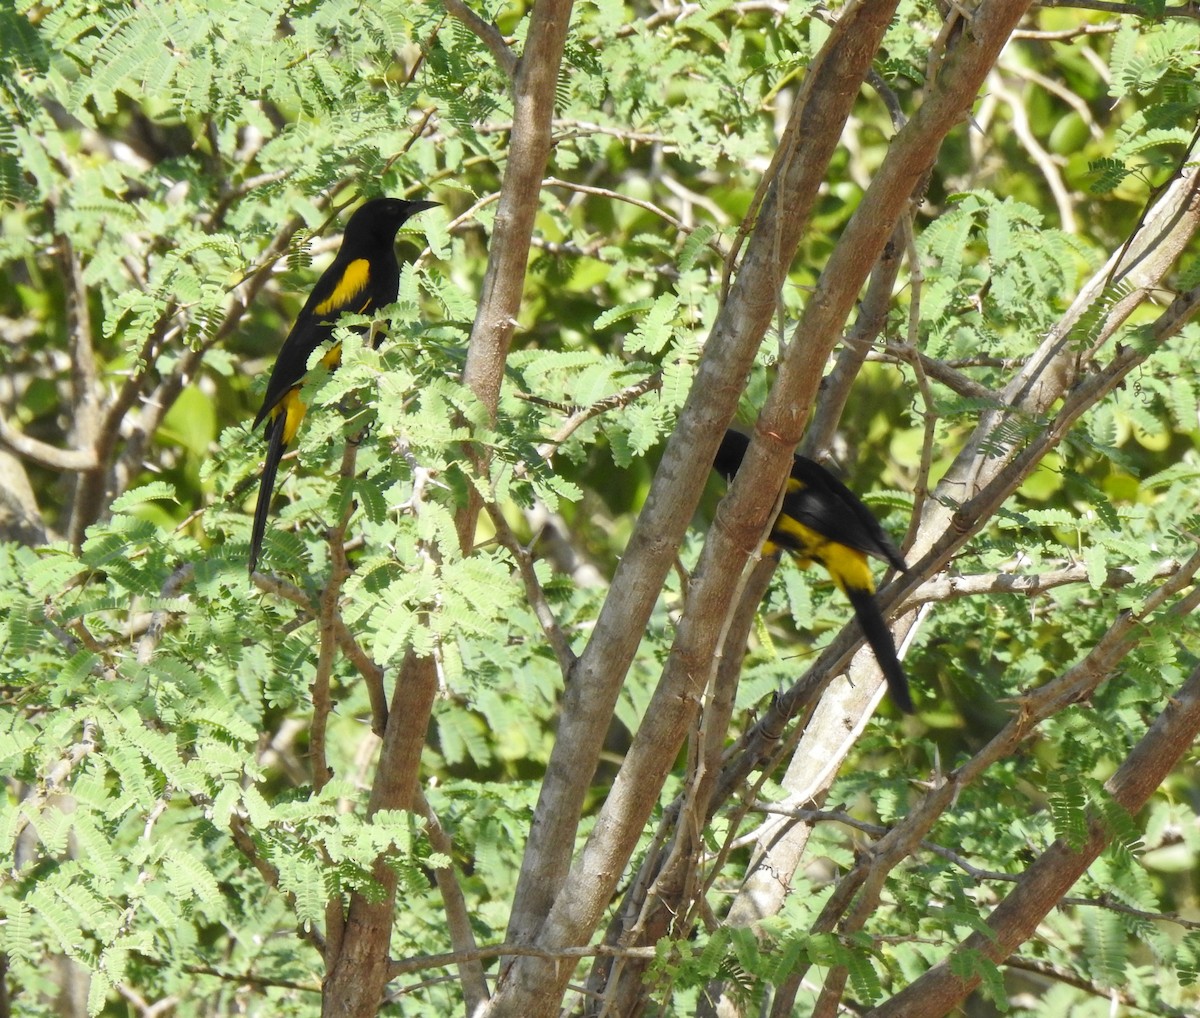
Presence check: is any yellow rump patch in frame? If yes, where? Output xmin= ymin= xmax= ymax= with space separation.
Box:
xmin=315 ymin=258 xmax=371 ymax=316
xmin=820 ymin=542 xmax=875 ymax=596
xmin=278 ymin=388 xmax=309 ymax=447
xmin=274 ymin=343 xmax=345 ymax=445
xmin=772 ymin=515 xmax=875 ymax=594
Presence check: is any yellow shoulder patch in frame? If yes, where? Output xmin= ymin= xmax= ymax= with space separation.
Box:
xmin=315 ymin=258 xmax=371 ymax=316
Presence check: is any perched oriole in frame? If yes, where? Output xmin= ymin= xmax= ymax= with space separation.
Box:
xmin=713 ymin=429 xmax=914 ymax=714
xmin=248 ymin=196 xmax=438 ymax=574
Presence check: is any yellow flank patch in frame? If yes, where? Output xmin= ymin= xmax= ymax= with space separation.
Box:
xmin=773 ymin=514 xmax=821 ymax=554
xmin=278 ymin=388 xmax=308 ymax=446
xmin=772 ymin=515 xmax=874 ymax=594
xmin=315 ymin=258 xmax=371 ymax=316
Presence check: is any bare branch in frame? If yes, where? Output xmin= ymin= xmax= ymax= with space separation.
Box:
xmin=10 ymin=719 xmax=98 ymax=850
xmin=1011 ymin=20 xmax=1119 ymax=40
xmin=543 ymin=177 xmax=726 ymax=256
xmin=386 ymin=942 xmax=663 ymax=990
xmin=908 ymin=560 xmax=1179 ymax=604
xmin=461 ymin=0 xmax=576 ymax=420
xmin=483 ymin=499 xmax=577 ymax=680
xmin=0 ymin=448 xmax=46 ymax=544
xmin=895 ymin=347 xmax=999 ymax=400
xmin=991 ymin=71 xmax=1077 ymax=231
xmin=252 ymin=568 xmax=389 ymax=735
xmin=321 ymin=649 xmax=440 ymax=1003
xmin=135 ymin=563 xmax=196 ymax=665
xmin=765 ymin=564 xmax=1200 ymax=1015
xmin=524 ymin=371 xmax=663 ymax=451
xmin=309 ymin=442 xmax=361 ymax=795
xmin=0 ymin=415 xmax=98 ymax=472
xmin=801 ymin=220 xmax=906 ymax=458
xmin=496 ymin=4 xmax=912 ymax=1008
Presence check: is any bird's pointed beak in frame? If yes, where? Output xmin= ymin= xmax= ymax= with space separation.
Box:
xmin=408 ymin=199 xmax=441 ymax=214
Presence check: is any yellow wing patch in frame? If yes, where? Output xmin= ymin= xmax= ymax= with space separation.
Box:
xmin=315 ymin=258 xmax=371 ymax=316
xmin=773 ymin=514 xmax=821 ymax=558
xmin=320 ymin=342 xmax=343 ymax=371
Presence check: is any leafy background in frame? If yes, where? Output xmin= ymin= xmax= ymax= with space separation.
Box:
xmin=2 ymin=0 xmax=1200 ymax=1015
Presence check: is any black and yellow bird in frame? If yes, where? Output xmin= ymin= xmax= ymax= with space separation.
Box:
xmin=713 ymin=429 xmax=915 ymax=714
xmin=248 ymin=196 xmax=439 ymax=574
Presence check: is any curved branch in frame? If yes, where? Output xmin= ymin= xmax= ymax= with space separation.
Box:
xmin=443 ymin=0 xmax=517 ymax=77
xmin=0 ymin=415 xmax=98 ymax=471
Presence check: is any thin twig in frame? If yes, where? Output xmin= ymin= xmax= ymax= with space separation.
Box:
xmin=226 ymin=812 xmax=328 ymax=957
xmin=443 ymin=0 xmax=517 ymax=77
xmin=483 ymin=499 xmax=577 ymax=679
xmin=900 ymin=214 xmax=938 ymax=554
xmin=136 ymin=563 xmax=195 ymax=665
xmin=1034 ymin=0 xmax=1200 ymax=20
xmin=543 ymin=177 xmax=727 ymax=258
xmin=908 ymin=560 xmax=1177 ymax=605
xmin=413 ymin=787 xmax=490 ymax=1009
xmin=1011 ymin=20 xmax=1119 ymax=40
xmin=9 ymin=719 xmax=99 ymax=849
xmin=518 ymin=371 xmax=663 ymax=452
xmin=251 ymin=570 xmax=388 ymax=736
xmin=388 ymin=940 xmax=662 ymax=980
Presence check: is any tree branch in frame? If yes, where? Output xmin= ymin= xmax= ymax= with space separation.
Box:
xmin=483 ymin=498 xmax=577 ymax=680
xmin=868 ymin=655 xmax=1200 ymax=1017
xmin=0 ymin=415 xmax=98 ymax=472
xmin=443 ymin=0 xmax=518 ymax=77
xmin=494 ymin=4 xmax=910 ymax=1011
xmin=1035 ymin=0 xmax=1200 ymax=19
xmin=765 ymin=562 xmax=1200 ymax=1015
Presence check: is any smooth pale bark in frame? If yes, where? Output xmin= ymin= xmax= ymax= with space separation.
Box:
xmin=573 ymin=0 xmax=1036 ymax=1010
xmin=492 ymin=2 xmax=905 ymax=1014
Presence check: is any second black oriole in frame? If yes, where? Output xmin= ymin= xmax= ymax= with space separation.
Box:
xmin=713 ymin=429 xmax=915 ymax=714
xmin=248 ymin=196 xmax=438 ymax=574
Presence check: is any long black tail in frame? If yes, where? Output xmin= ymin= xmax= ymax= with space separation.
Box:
xmin=249 ymin=413 xmax=287 ymax=575
xmin=844 ymin=584 xmax=914 ymax=714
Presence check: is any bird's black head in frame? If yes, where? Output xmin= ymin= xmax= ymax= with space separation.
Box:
xmin=342 ymin=196 xmax=439 ymax=246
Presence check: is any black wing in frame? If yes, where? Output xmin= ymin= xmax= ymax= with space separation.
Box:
xmin=251 ymin=253 xmax=380 ymax=430
xmin=784 ymin=457 xmax=907 ymax=572
xmin=714 ymin=430 xmax=906 ymax=572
